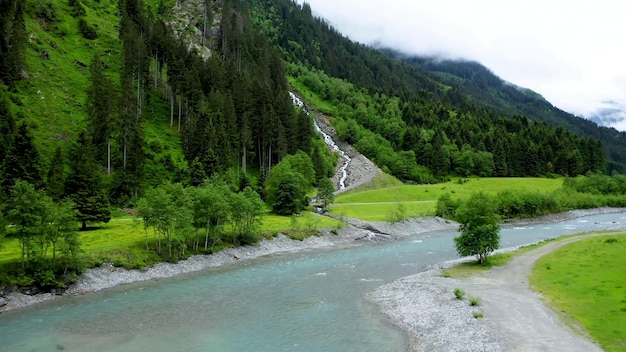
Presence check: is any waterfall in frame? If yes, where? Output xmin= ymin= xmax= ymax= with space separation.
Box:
xmin=289 ymin=92 xmax=351 ymax=190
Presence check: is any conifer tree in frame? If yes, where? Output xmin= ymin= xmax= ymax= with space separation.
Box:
xmin=0 ymin=123 xmax=43 ymax=197
xmin=86 ymin=53 xmax=116 ymax=172
xmin=65 ymin=131 xmax=111 ymax=230
xmin=46 ymin=146 xmax=66 ymax=201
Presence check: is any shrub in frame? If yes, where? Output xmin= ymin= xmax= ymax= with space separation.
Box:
xmin=473 ymin=311 xmax=484 ymax=319
xmin=453 ymin=288 xmax=465 ymax=300
xmin=70 ymin=2 xmax=87 ymax=17
xmin=78 ymin=18 xmax=98 ymax=39
xmin=469 ymin=296 xmax=481 ymax=306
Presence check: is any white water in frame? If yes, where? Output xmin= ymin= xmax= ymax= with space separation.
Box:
xmin=289 ymin=92 xmax=351 ymax=190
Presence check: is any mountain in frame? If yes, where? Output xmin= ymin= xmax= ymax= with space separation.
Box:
xmin=0 ymin=0 xmax=622 ymax=207
xmin=247 ymin=0 xmax=626 ymax=174
xmin=387 ymin=53 xmax=626 ymax=171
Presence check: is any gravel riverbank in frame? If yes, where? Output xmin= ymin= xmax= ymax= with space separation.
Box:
xmin=368 ymin=207 xmax=625 ymax=352
xmin=0 ymin=216 xmax=455 ymax=312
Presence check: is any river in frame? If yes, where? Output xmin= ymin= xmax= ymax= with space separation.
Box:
xmin=1 ymin=212 xmax=625 ymax=352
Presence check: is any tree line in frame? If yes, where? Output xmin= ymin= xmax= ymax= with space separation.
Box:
xmin=290 ymin=64 xmax=605 ymax=183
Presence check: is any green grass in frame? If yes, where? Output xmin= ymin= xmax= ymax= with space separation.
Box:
xmin=331 ymin=202 xmax=434 ymax=222
xmin=0 ymin=212 xmax=342 ymax=268
xmin=531 ymin=234 xmax=626 ymax=351
xmin=330 ymin=177 xmax=562 ymax=221
xmin=20 ymin=0 xmax=122 ymax=163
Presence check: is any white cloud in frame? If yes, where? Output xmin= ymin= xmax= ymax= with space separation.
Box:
xmin=297 ymin=0 xmax=626 ymax=129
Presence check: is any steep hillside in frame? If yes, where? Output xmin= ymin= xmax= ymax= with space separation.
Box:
xmin=248 ymin=0 xmax=626 ymax=174
xmin=0 ymin=0 xmax=329 ymax=207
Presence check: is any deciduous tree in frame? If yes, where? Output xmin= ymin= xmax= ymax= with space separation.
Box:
xmin=454 ymin=192 xmax=500 ymax=264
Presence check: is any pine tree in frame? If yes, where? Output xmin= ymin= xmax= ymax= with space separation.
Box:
xmin=65 ymin=131 xmax=111 ymax=230
xmin=86 ymin=53 xmax=116 ymax=172
xmin=0 ymin=123 xmax=43 ymax=197
xmin=46 ymin=146 xmax=65 ymax=201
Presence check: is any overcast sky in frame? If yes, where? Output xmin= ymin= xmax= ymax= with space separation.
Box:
xmin=296 ymin=0 xmax=626 ymax=130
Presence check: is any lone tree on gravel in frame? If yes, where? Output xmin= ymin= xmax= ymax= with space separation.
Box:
xmin=454 ymin=192 xmax=500 ymax=264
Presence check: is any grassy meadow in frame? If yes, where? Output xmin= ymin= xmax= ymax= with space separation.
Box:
xmin=330 ymin=176 xmax=563 ymax=221
xmin=0 ymin=212 xmax=342 ymax=270
xmin=531 ymin=235 xmax=626 ymax=351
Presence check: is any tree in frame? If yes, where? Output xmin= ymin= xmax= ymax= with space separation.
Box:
xmin=137 ymin=182 xmax=194 ymax=259
xmin=316 ymin=177 xmax=334 ymax=212
xmin=46 ymin=146 xmax=65 ymax=201
xmin=65 ymin=131 xmax=111 ymax=230
xmin=0 ymin=123 xmax=43 ymax=196
xmin=86 ymin=53 xmax=116 ymax=173
xmin=453 ymin=192 xmax=500 ymax=264
xmin=265 ymin=151 xmax=315 ymax=214
xmin=266 ymin=162 xmax=307 ymax=215
xmin=189 ymin=180 xmax=231 ymax=251
xmin=229 ymin=186 xmax=264 ymax=245
xmin=6 ymin=180 xmax=47 ymax=269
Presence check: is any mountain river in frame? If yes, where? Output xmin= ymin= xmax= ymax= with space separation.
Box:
xmin=1 ymin=212 xmax=625 ymax=351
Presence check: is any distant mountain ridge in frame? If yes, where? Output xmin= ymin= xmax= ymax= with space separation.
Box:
xmin=378 ymin=49 xmax=626 ymax=170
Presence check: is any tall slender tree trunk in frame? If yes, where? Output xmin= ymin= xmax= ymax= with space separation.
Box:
xmin=107 ymin=141 xmax=111 ymax=174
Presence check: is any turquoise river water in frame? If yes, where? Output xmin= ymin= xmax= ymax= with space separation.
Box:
xmin=1 ymin=212 xmax=625 ymax=352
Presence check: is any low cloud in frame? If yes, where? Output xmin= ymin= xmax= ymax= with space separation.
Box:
xmin=299 ymin=0 xmax=626 ymax=129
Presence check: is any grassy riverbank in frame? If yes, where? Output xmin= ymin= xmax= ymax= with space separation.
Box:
xmin=0 ymin=212 xmax=342 ymax=271
xmin=331 ymin=177 xmax=563 ymax=221
xmin=531 ymin=234 xmax=626 ymax=351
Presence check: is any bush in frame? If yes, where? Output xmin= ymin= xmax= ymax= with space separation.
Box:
xmin=473 ymin=311 xmax=484 ymax=319
xmin=70 ymin=2 xmax=86 ymax=17
xmin=78 ymin=18 xmax=98 ymax=39
xmin=454 ymin=288 xmax=465 ymax=300
xmin=469 ymin=296 xmax=481 ymax=306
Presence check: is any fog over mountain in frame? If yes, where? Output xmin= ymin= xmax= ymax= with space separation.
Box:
xmin=298 ymin=0 xmax=626 ymax=130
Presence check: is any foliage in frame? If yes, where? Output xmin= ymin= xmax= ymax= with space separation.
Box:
xmin=531 ymin=235 xmax=626 ymax=351
xmin=435 ymin=193 xmax=458 ymax=219
xmin=0 ymin=123 xmax=43 ymax=197
xmin=469 ymin=296 xmax=481 ymax=306
xmin=453 ymin=288 xmax=465 ymax=300
xmin=136 ymin=182 xmax=194 ymax=260
xmin=229 ymin=187 xmax=264 ymax=245
xmin=188 ymin=179 xmax=231 ymax=251
xmin=316 ymin=177 xmax=335 ymax=212
xmin=266 ymin=151 xmax=315 ymax=214
xmin=64 ymin=131 xmax=111 ymax=230
xmin=4 ymin=180 xmax=82 ymax=288
xmin=473 ymin=311 xmax=484 ymax=319
xmin=454 ymin=192 xmax=501 ymax=264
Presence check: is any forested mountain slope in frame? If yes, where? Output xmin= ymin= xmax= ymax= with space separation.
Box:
xmin=384 ymin=52 xmax=626 ymax=171
xmin=248 ymin=0 xmax=626 ymax=175
xmin=0 ymin=0 xmax=321 ymax=207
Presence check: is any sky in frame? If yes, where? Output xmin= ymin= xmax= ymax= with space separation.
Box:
xmin=296 ymin=0 xmax=626 ymax=130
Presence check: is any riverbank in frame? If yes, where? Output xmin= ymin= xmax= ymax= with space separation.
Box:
xmin=0 ymin=216 xmax=456 ymax=313
xmin=368 ymin=207 xmax=625 ymax=352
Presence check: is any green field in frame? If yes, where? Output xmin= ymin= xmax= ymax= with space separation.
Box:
xmin=330 ymin=177 xmax=563 ymax=221
xmin=531 ymin=235 xmax=626 ymax=351
xmin=0 ymin=212 xmax=342 ymax=268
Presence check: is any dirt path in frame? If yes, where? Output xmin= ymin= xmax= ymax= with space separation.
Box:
xmin=459 ymin=234 xmax=611 ymax=351
xmin=370 ymin=233 xmax=616 ymax=352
